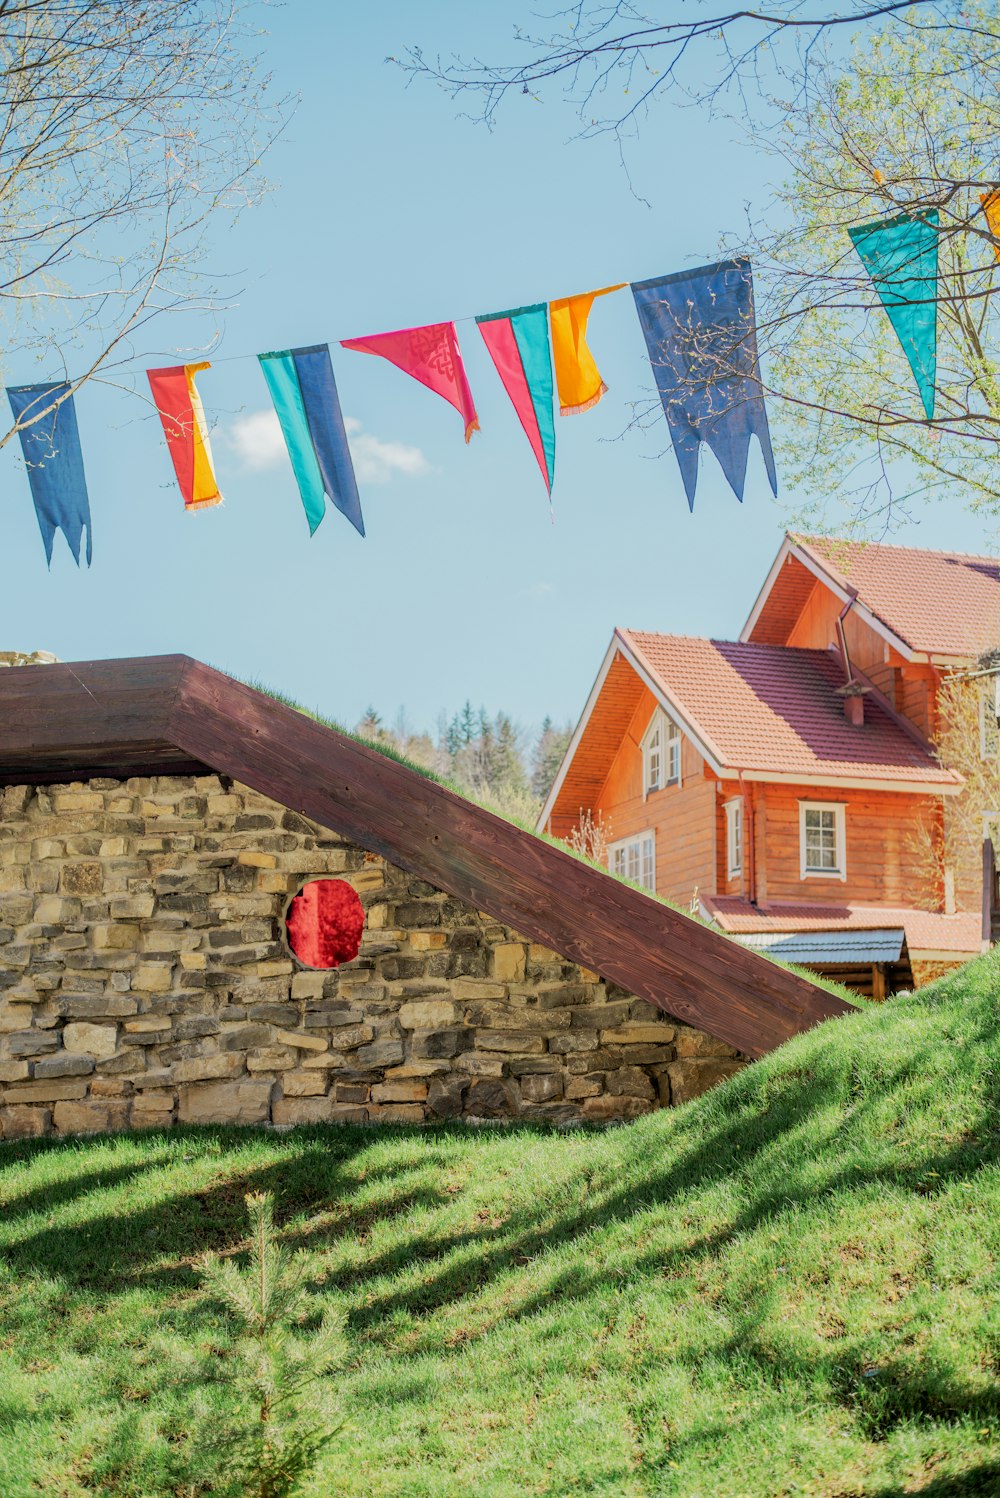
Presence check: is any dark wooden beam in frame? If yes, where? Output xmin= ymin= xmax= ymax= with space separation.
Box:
xmin=0 ymin=656 xmax=199 ymax=785
xmin=169 ymin=660 xmax=852 ymax=1057
xmin=0 ymin=656 xmax=853 ymax=1058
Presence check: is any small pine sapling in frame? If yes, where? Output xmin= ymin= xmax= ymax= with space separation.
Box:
xmin=196 ymin=1191 xmax=346 ymax=1498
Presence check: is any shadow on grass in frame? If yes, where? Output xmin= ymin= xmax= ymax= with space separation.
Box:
xmin=0 ymin=967 xmax=997 ymax=1483
xmin=868 ymin=1465 xmax=1000 ymax=1495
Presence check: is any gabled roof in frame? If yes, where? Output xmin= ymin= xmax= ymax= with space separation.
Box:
xmin=620 ymin=631 xmax=959 ymax=789
xmin=0 ymin=655 xmax=850 ymax=1057
xmin=703 ymin=896 xmax=982 ymax=958
xmin=540 ymin=631 xmax=960 ymax=830
xmin=743 ymin=532 xmax=1000 ymax=661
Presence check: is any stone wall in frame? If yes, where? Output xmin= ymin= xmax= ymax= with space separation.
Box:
xmin=0 ymin=775 xmax=745 ymax=1139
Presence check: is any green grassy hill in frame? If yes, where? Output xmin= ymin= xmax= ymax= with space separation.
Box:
xmin=1 ymin=956 xmax=998 ymax=1496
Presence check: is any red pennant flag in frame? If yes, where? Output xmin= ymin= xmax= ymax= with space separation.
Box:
xmin=341 ymin=322 xmax=479 ymax=442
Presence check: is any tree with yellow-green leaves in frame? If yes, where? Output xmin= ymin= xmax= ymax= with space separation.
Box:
xmin=406 ymin=3 xmax=1000 ymax=525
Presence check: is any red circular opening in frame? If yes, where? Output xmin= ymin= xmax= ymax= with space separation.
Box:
xmin=285 ymin=878 xmax=364 ymax=969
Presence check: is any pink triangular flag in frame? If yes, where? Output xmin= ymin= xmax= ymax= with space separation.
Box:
xmin=341 ymin=321 xmax=479 ymax=442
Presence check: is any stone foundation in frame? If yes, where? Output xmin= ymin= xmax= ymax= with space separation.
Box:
xmin=0 ymin=775 xmax=745 ymax=1139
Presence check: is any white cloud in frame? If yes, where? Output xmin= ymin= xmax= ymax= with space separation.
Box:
xmin=227 ymin=409 xmax=429 ymax=485
xmin=343 ymin=417 xmax=429 ymax=484
xmin=228 ymin=409 xmax=286 ymax=471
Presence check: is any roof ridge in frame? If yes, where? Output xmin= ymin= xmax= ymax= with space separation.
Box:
xmin=620 ymin=628 xmax=850 ymax=658
xmin=799 ymin=532 xmax=1000 ymax=565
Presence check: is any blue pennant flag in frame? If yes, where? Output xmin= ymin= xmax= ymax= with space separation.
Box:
xmin=632 ymin=259 xmax=777 ymax=510
xmin=259 ymin=344 xmax=364 ymax=537
xmin=7 ymin=382 xmax=92 ymax=565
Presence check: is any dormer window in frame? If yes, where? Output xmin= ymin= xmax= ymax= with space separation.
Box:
xmin=642 ymin=709 xmax=680 ymax=796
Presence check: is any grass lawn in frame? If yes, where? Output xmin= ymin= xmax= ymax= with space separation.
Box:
xmin=1 ymin=957 xmax=998 ymax=1497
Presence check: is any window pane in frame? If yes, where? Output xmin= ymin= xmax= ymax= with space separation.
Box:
xmin=641 ymin=836 xmax=655 ymax=890
xmin=611 ymin=837 xmax=655 ymax=892
xmin=805 ymin=809 xmax=838 ymax=870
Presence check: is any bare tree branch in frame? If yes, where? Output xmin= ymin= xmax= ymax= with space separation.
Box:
xmin=0 ymin=0 xmax=289 ymax=447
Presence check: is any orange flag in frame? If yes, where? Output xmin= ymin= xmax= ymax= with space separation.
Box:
xmin=549 ymin=283 xmax=625 ymax=415
xmin=981 ymin=190 xmax=1000 ymax=264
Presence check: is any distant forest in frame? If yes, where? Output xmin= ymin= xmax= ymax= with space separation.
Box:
xmin=354 ymin=704 xmax=573 ymax=824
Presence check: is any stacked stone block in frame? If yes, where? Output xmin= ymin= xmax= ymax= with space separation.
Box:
xmin=0 ymin=776 xmax=744 ymax=1139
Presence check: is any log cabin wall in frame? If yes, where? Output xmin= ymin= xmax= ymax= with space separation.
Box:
xmin=590 ymin=686 xmax=717 ymax=909
xmin=751 ymin=782 xmax=940 ymax=906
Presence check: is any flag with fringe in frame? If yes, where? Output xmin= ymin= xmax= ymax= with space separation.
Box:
xmin=549 ymin=284 xmax=625 ymax=415
xmin=341 ymin=322 xmax=479 ymax=442
xmin=147 ymin=362 xmax=223 ymax=511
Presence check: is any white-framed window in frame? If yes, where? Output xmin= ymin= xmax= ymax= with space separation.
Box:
xmin=609 ymin=830 xmax=656 ymax=892
xmin=724 ymin=798 xmax=743 ymax=879
xmin=799 ymin=801 xmax=846 ymax=881
xmin=642 ymin=710 xmax=680 ymax=796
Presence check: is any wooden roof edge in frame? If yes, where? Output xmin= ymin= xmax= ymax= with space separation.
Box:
xmin=1 ymin=655 xmax=853 ymax=1057
xmin=0 ymin=654 xmax=200 ymax=783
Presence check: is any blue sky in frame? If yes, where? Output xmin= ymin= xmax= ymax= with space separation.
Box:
xmin=1 ymin=2 xmax=994 ymax=735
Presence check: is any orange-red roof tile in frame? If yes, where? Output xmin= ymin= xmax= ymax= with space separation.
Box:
xmin=703 ymin=895 xmax=980 ymax=954
xmin=619 ymin=631 xmax=959 ymax=786
xmin=797 ymin=535 xmax=1000 ymax=658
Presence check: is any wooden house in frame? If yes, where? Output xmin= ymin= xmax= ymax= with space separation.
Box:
xmin=540 ymin=534 xmax=1000 ymax=996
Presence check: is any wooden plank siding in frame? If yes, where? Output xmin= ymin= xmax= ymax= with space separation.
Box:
xmin=783 ymin=578 xmax=941 ymax=740
xmin=745 ymin=554 xmax=818 ymax=645
xmin=591 ymin=685 xmax=717 ymax=908
xmin=751 ymin=782 xmax=941 ymax=906
xmin=547 ymin=650 xmax=646 ymax=842
xmin=0 ymin=656 xmax=851 ymax=1058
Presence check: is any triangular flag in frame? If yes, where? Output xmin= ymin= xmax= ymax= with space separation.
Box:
xmin=259 ymin=345 xmax=364 ymax=538
xmin=631 ymin=260 xmax=777 ymax=510
xmin=848 ymin=210 xmax=938 ymax=420
xmin=549 ymin=283 xmax=625 ymax=415
xmin=7 ymin=382 xmax=92 ymax=566
xmin=980 ymin=190 xmax=1000 ymax=265
xmin=341 ymin=322 xmax=479 ymax=442
xmin=476 ymin=303 xmax=555 ymax=495
xmin=147 ymin=362 xmax=222 ymax=510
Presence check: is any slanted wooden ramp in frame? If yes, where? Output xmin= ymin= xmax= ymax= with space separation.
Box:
xmin=0 ymin=656 xmax=853 ymax=1056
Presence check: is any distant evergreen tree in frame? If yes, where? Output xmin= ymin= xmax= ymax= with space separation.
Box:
xmin=359 ymin=697 xmax=566 ymax=823
xmin=531 ymin=717 xmax=572 ymax=799
xmin=491 ymin=713 xmax=527 ymax=798
xmin=356 ymin=706 xmax=389 ymax=743
xmin=446 ymin=699 xmax=478 ymax=758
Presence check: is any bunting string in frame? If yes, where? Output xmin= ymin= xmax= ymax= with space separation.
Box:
xmin=5 ymin=194 xmax=990 ymax=565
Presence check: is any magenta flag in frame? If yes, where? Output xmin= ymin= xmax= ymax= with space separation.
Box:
xmin=341 ymin=322 xmax=479 ymax=442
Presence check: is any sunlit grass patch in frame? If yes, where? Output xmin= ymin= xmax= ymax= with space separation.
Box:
xmin=0 ymin=955 xmax=997 ymax=1494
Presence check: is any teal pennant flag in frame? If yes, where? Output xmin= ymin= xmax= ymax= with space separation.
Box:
xmin=259 ymin=344 xmax=364 ymax=537
xmin=848 ymin=210 xmax=939 ymax=420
